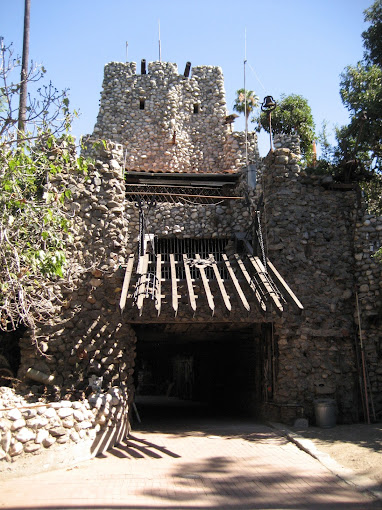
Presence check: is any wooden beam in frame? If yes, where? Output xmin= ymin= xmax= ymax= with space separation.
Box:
xmin=183 ymin=254 xmax=197 ymax=313
xmin=155 ymin=254 xmax=162 ymax=316
xmin=136 ymin=254 xmax=149 ymax=315
xmin=209 ymin=254 xmax=231 ymax=311
xmin=195 ymin=254 xmax=214 ymax=314
xmin=249 ymin=256 xmax=284 ymax=315
xmin=169 ymin=254 xmax=178 ymax=316
xmin=222 ymin=254 xmax=250 ymax=312
xmin=119 ymin=254 xmax=135 ymax=313
xmin=234 ymin=253 xmax=267 ymax=313
xmin=266 ymin=258 xmax=304 ymax=312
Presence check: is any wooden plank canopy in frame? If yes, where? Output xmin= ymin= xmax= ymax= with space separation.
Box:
xmin=221 ymin=254 xmax=251 ymax=312
xmin=209 ymin=253 xmax=231 ymax=311
xmin=169 ymin=254 xmax=178 ymax=316
xmin=195 ymin=253 xmax=215 ymax=314
xmin=248 ymin=255 xmax=284 ymax=315
xmin=119 ymin=249 xmax=302 ymax=317
xmin=119 ymin=254 xmax=135 ymax=313
xmin=266 ymin=258 xmax=304 ymax=312
xmin=234 ymin=253 xmax=267 ymax=312
xmin=183 ymin=254 xmax=197 ymax=313
xmin=155 ymin=253 xmax=162 ymax=316
xmin=136 ymin=254 xmax=149 ymax=315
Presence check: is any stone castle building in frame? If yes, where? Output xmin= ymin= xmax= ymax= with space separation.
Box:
xmin=1 ymin=60 xmax=381 ymax=466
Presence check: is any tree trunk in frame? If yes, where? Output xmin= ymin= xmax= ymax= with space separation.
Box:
xmin=18 ymin=0 xmax=31 ymax=139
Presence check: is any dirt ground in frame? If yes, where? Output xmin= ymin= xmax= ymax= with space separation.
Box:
xmin=294 ymin=422 xmax=382 ymax=488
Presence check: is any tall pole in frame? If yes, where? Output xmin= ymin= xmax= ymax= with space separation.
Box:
xmin=244 ymin=28 xmax=248 ymax=170
xmin=18 ymin=0 xmax=31 ymax=138
xmin=158 ymin=20 xmax=161 ymax=62
xmin=356 ymin=292 xmax=370 ymax=424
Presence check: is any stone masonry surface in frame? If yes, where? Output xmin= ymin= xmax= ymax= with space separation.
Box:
xmin=91 ymin=61 xmax=259 ymax=173
xmin=1 ymin=62 xmax=381 ymax=472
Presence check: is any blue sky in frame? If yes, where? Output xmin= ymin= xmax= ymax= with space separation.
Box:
xmin=2 ymin=0 xmax=372 ymax=156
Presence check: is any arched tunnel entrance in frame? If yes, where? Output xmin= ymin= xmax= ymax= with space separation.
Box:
xmin=132 ymin=322 xmax=274 ymax=424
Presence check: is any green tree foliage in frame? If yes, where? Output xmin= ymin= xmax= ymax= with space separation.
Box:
xmin=233 ymin=89 xmax=259 ymax=131
xmin=330 ymin=1 xmax=382 ymax=213
xmin=362 ymin=0 xmax=382 ymax=67
xmin=0 ymin=42 xmax=87 ymax=331
xmin=337 ymin=0 xmax=382 ymax=173
xmin=339 ymin=63 xmax=382 ymax=173
xmin=254 ymin=94 xmax=315 ymax=160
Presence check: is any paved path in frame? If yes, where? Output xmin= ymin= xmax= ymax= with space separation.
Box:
xmin=0 ymin=417 xmax=379 ymax=509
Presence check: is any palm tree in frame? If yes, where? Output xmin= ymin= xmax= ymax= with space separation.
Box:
xmin=233 ymin=88 xmax=259 ymax=132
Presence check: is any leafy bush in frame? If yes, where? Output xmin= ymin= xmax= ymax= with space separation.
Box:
xmin=0 ymin=42 xmax=87 ymax=331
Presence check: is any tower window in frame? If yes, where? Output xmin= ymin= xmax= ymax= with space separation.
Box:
xmin=193 ymin=104 xmax=200 ymax=114
xmin=139 ymin=99 xmax=145 ymax=110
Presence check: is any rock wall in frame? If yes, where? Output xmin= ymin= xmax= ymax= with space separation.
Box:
xmin=125 ymin=190 xmax=251 ymax=252
xmin=17 ymin=141 xmax=135 ymax=394
xmin=273 ymin=133 xmax=301 ymax=157
xmin=3 ymin=143 xmax=138 ymax=469
xmin=261 ymin=147 xmax=382 ymax=422
xmin=92 ymin=61 xmax=259 ymax=173
xmin=354 ymin=213 xmax=382 ymax=414
xmin=7 ymin=135 xmax=259 ymax=467
xmin=0 ymin=386 xmax=129 ymax=475
xmin=3 ymin=60 xmax=382 ymax=472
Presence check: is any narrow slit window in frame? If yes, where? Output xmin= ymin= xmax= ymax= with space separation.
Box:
xmin=193 ymin=104 xmax=200 ymax=114
xmin=139 ymin=99 xmax=145 ymax=110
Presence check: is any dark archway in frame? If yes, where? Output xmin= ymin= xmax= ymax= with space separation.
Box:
xmin=132 ymin=322 xmax=273 ymax=423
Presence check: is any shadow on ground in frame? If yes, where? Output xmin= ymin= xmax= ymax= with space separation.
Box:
xmin=2 ymin=398 xmax=381 ymax=510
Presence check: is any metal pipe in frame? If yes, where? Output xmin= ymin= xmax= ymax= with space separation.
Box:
xmin=158 ymin=20 xmax=161 ymax=61
xmin=268 ymin=112 xmax=273 ymax=152
xmin=356 ymin=292 xmax=370 ymax=424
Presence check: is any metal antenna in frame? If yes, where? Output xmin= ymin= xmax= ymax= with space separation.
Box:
xmin=126 ymin=41 xmax=128 ymax=62
xmin=158 ymin=20 xmax=161 ymax=62
xmin=244 ymin=28 xmax=248 ymax=171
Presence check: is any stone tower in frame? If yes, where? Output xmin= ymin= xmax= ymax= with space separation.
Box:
xmin=91 ymin=60 xmax=258 ymax=174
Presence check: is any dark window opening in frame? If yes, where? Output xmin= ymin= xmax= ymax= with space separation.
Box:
xmin=139 ymin=100 xmax=145 ymax=110
xmin=193 ymin=104 xmax=200 ymax=114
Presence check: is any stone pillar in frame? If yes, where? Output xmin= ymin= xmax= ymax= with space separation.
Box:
xmin=18 ymin=140 xmax=135 ymax=410
xmin=261 ymin=146 xmax=359 ymax=422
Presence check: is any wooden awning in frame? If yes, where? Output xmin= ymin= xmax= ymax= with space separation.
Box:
xmin=119 ymin=251 xmax=303 ymax=318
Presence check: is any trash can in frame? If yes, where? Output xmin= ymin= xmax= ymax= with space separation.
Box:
xmin=314 ymin=398 xmax=337 ymax=428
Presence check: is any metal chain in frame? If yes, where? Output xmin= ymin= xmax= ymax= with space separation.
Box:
xmin=136 ymin=200 xmax=144 ymax=257
xmin=135 ymin=198 xmax=157 ymax=257
xmin=256 ymin=210 xmax=267 ymax=270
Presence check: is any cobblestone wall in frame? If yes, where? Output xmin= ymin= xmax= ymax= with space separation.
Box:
xmin=3 ymin=60 xmax=382 ymax=471
xmin=261 ymin=147 xmax=382 ymax=422
xmin=354 ymin=213 xmax=382 ymax=414
xmin=0 ymin=386 xmax=129 ymax=472
xmin=92 ymin=61 xmax=259 ymax=173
